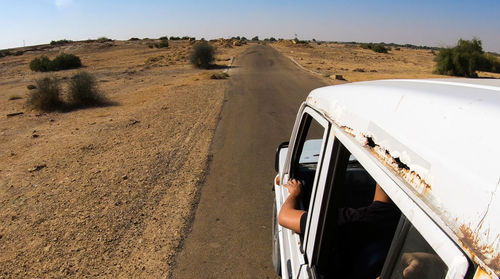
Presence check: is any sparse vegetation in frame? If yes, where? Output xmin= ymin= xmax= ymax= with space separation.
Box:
xmin=27 ymin=77 xmax=63 ymax=111
xmin=27 ymin=72 xmax=105 ymax=111
xmin=8 ymin=95 xmax=22 ymax=101
xmin=292 ymin=38 xmax=310 ymax=45
xmin=29 ymin=56 xmax=52 ymax=71
xmin=484 ymin=53 xmax=500 ymax=73
xmin=68 ymin=72 xmax=105 ymax=107
xmin=210 ymin=72 xmax=229 ymax=79
xmin=13 ymin=51 xmax=23 ymax=56
xmin=190 ymin=42 xmax=215 ymax=69
xmin=155 ymin=38 xmax=169 ymax=48
xmin=129 ymin=37 xmax=140 ymax=41
xmin=50 ymin=39 xmax=72 ymax=46
xmin=29 ymin=53 xmax=82 ymax=72
xmin=96 ymin=37 xmax=112 ymax=43
xmin=434 ymin=38 xmax=495 ymax=77
xmin=0 ymin=50 xmax=12 ymax=58
xmin=51 ymin=53 xmax=82 ymax=70
xmin=361 ymin=43 xmax=389 ymax=53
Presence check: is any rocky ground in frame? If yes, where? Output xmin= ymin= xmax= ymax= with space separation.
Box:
xmin=0 ymin=39 xmax=247 ymax=278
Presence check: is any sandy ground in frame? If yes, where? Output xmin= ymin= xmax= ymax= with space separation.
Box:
xmin=271 ymin=41 xmax=500 ymax=83
xmin=0 ymin=40 xmax=247 ymax=278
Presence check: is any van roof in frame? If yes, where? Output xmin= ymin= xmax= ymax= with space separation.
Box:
xmin=306 ymin=78 xmax=500 ymax=275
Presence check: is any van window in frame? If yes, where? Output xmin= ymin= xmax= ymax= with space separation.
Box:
xmin=384 ymin=223 xmax=448 ymax=278
xmin=291 ymin=113 xmax=326 ymax=211
xmin=307 ymin=140 xmax=399 ymax=278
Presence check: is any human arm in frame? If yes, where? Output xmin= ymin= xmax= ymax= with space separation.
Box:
xmin=278 ymin=179 xmax=307 ymax=233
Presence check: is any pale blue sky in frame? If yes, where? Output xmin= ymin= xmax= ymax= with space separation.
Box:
xmin=1 ymin=0 xmax=499 ymax=52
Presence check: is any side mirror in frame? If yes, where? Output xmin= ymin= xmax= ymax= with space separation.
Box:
xmin=275 ymin=141 xmax=289 ymax=172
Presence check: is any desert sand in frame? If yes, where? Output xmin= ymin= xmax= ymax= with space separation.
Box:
xmin=0 ymin=39 xmax=247 ymax=278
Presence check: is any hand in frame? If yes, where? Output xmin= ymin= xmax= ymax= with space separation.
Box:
xmin=401 ymin=252 xmax=445 ymax=278
xmin=285 ymin=179 xmax=302 ymax=198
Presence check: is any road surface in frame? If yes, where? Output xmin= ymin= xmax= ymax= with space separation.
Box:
xmin=171 ymin=44 xmax=326 ymax=278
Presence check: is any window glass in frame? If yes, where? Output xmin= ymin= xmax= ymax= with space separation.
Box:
xmin=388 ymin=225 xmax=448 ymax=279
xmin=292 ymin=115 xmax=325 ymax=210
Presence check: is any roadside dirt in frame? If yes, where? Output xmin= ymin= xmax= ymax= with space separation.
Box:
xmin=0 ymin=40 xmax=247 ymax=278
xmin=271 ymin=41 xmax=500 ymax=83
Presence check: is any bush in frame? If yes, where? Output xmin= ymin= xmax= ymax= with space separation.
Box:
xmin=27 ymin=77 xmax=63 ymax=111
xmin=51 ymin=53 xmax=82 ymax=70
xmin=156 ymin=38 xmax=169 ymax=48
xmin=68 ymin=72 xmax=105 ymax=106
xmin=170 ymin=36 xmax=181 ymax=40
xmin=129 ymin=37 xmax=140 ymax=41
xmin=50 ymin=39 xmax=72 ymax=46
xmin=190 ymin=42 xmax=215 ymax=69
xmin=8 ymin=95 xmax=22 ymax=100
xmin=159 ymin=36 xmax=169 ymax=41
xmin=484 ymin=53 xmax=500 ymax=73
xmin=361 ymin=43 xmax=389 ymax=53
xmin=210 ymin=72 xmax=229 ymax=79
xmin=96 ymin=37 xmax=112 ymax=43
xmin=0 ymin=50 xmax=12 ymax=57
xmin=14 ymin=51 xmax=24 ymax=56
xmin=251 ymin=36 xmax=259 ymax=41
xmin=29 ymin=53 xmax=82 ymax=72
xmin=29 ymin=56 xmax=52 ymax=71
xmin=434 ymin=38 xmax=490 ymax=77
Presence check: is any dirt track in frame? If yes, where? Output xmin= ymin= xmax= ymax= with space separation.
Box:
xmin=0 ymin=40 xmax=246 ymax=278
xmin=172 ymin=44 xmax=326 ymax=278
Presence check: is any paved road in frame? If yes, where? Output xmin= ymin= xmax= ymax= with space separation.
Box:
xmin=171 ymin=44 xmax=325 ymax=278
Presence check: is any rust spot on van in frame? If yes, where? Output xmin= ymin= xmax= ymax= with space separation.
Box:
xmin=360 ymin=134 xmax=432 ymax=193
xmin=474 ymin=266 xmax=495 ymax=279
xmin=340 ymin=126 xmax=355 ymax=137
xmin=460 ymin=224 xmax=500 ymax=277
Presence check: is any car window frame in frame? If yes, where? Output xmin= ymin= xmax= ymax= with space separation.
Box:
xmin=280 ymin=106 xmax=330 ymax=278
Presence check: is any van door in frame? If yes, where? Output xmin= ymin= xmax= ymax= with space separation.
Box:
xmin=276 ymin=106 xmax=330 ymax=279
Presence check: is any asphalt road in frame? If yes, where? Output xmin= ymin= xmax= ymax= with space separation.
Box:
xmin=171 ymin=44 xmax=326 ymax=278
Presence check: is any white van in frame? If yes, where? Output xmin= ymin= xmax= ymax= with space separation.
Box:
xmin=272 ymin=79 xmax=500 ymax=279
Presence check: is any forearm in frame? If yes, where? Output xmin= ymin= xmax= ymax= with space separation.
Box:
xmin=278 ymin=194 xmax=306 ymax=233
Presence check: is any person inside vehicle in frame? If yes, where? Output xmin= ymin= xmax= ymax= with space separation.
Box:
xmin=278 ymin=179 xmax=401 ymax=278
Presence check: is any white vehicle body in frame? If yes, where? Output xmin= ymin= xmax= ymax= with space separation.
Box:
xmin=273 ymin=79 xmax=500 ymax=279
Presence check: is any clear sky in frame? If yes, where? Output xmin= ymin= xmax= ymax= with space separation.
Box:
xmin=1 ymin=0 xmax=499 ymax=52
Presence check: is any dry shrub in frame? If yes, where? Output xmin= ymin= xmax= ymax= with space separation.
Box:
xmin=8 ymin=95 xmax=22 ymax=101
xmin=210 ymin=72 xmax=229 ymax=79
xmin=190 ymin=42 xmax=215 ymax=69
xmin=27 ymin=77 xmax=63 ymax=111
xmin=68 ymin=72 xmax=105 ymax=107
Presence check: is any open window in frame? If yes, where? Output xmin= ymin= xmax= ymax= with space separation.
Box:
xmin=305 ymin=140 xmax=399 ymax=278
xmin=289 ymin=108 xmax=329 ymax=215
